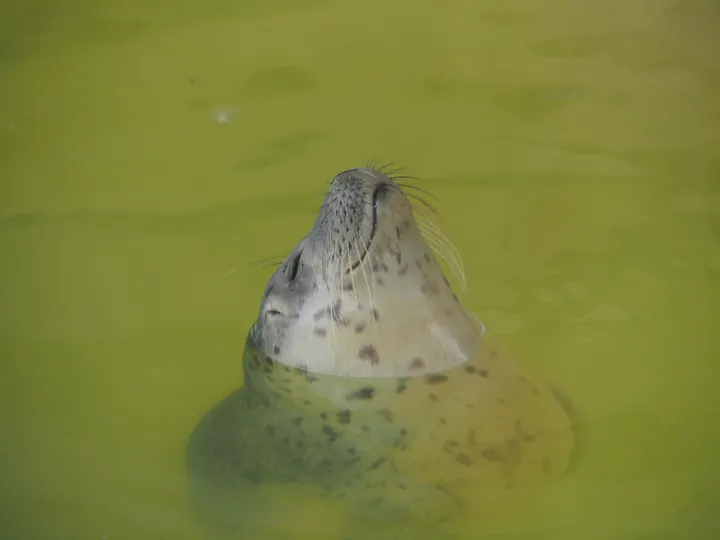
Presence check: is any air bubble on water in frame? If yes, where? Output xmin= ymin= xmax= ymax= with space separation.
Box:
xmin=212 ymin=105 xmax=242 ymax=124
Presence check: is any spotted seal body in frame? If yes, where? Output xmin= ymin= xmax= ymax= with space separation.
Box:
xmin=186 ymin=167 xmax=575 ymax=535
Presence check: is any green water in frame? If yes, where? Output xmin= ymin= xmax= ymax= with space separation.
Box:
xmin=1 ymin=0 xmax=719 ymax=538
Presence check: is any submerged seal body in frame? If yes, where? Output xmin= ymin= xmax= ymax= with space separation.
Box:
xmin=186 ymin=167 xmax=576 ymax=536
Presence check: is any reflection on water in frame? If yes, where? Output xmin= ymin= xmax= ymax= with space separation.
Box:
xmin=1 ymin=0 xmax=719 ymax=539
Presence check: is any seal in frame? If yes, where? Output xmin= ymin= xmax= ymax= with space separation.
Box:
xmin=186 ymin=167 xmax=576 ymax=537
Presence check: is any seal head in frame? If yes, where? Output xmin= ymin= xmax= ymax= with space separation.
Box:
xmin=251 ymin=167 xmax=480 ymax=378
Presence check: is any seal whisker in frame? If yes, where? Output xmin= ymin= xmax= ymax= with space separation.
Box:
xmin=313 ymin=199 xmax=337 ymax=294
xmin=394 ymin=182 xmax=439 ymax=201
xmin=351 ymin=218 xmax=377 ymax=333
xmin=379 ymin=163 xmax=406 ymax=177
xmin=418 ymin=222 xmax=466 ymax=293
xmin=249 ymin=256 xmax=286 ymax=269
xmin=417 ymin=219 xmax=467 ymax=294
xmin=386 ymin=171 xmax=432 ymax=184
xmin=213 ymin=266 xmax=240 ymax=288
xmin=419 ymin=218 xmax=466 ymax=275
xmin=384 ymin=183 xmax=440 ymax=217
xmin=419 ymin=228 xmax=463 ymax=286
xmin=405 ymin=192 xmax=440 ymax=217
xmin=347 ymin=249 xmax=359 ymax=307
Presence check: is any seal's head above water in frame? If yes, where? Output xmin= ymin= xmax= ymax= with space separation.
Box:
xmin=250 ymin=167 xmax=481 ymax=378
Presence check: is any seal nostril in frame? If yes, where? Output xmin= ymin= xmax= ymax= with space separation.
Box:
xmin=266 ymin=309 xmax=284 ymax=318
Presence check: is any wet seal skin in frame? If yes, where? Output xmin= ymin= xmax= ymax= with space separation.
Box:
xmin=186 ymin=166 xmax=578 ymax=538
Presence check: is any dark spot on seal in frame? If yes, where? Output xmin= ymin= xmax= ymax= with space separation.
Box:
xmin=415 ymin=259 xmax=422 ymax=270
xmin=398 ymin=263 xmax=408 ymax=275
xmin=371 ymin=308 xmax=380 ymax=321
xmin=355 ymin=322 xmax=366 ymax=333
xmin=322 ymin=425 xmax=339 ymax=442
xmin=368 ymin=458 xmax=386 ymax=470
xmin=347 ymin=386 xmax=376 ymax=400
xmin=425 ymin=373 xmax=448 ymax=384
xmin=330 ymin=300 xmax=349 ymax=326
xmin=390 ymin=248 xmax=402 ymax=266
xmin=337 ymin=409 xmax=351 ymax=425
xmin=313 ymin=308 xmax=326 ymax=321
xmin=273 ymin=345 xmax=280 ymax=355
xmin=241 ymin=470 xmax=261 ymax=483
xmin=395 ymin=226 xmax=401 ymax=240
xmin=424 ymin=253 xmax=432 ymax=263
xmin=455 ymin=453 xmax=474 ymax=466
xmin=376 ymin=277 xmax=385 ymax=285
xmin=409 ymin=358 xmax=425 ymax=370
xmin=396 ymin=378 xmax=408 ymax=393
xmin=478 ymin=368 xmax=489 ymax=378
xmin=514 ymin=419 xmax=535 ymax=442
xmin=313 ymin=328 xmax=327 ymax=337
xmin=481 ymin=448 xmax=501 ymax=461
xmin=464 ymin=365 xmax=477 ymax=374
xmin=421 ymin=280 xmax=440 ymax=296
xmin=429 ymin=393 xmax=438 ymax=401
xmin=358 ymin=345 xmax=380 ymax=365
xmin=343 ymin=282 xmax=354 ymax=292
xmin=377 ymin=408 xmax=394 ymax=422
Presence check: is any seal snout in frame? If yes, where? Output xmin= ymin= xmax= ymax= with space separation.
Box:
xmin=330 ymin=167 xmax=393 ymax=191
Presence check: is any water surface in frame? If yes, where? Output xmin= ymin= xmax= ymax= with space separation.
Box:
xmin=1 ymin=0 xmax=719 ymax=539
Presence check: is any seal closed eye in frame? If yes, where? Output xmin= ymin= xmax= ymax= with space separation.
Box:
xmin=186 ymin=165 xmax=577 ymax=538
